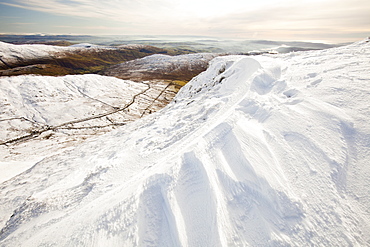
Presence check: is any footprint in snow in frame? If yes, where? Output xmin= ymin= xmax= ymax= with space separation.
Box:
xmin=283 ymin=89 xmax=303 ymax=105
xmin=309 ymin=78 xmax=323 ymax=87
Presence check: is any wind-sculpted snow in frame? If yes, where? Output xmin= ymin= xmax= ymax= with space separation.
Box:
xmin=0 ymin=39 xmax=369 ymax=246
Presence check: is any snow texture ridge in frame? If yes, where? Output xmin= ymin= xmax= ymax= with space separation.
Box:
xmin=0 ymin=39 xmax=369 ymax=246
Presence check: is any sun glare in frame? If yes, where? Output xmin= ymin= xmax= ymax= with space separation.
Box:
xmin=170 ymin=0 xmax=286 ymax=19
xmin=173 ymin=0 xmax=255 ymax=18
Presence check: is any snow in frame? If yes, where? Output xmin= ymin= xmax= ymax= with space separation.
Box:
xmin=0 ymin=74 xmax=173 ymax=163
xmin=0 ymin=74 xmax=147 ymax=146
xmin=0 ymin=41 xmax=119 ymax=65
xmin=0 ymin=41 xmax=70 ymax=64
xmin=69 ymin=43 xmax=101 ymax=48
xmin=0 ymin=161 xmax=39 ymax=184
xmin=103 ymin=53 xmax=218 ymax=80
xmin=136 ymin=53 xmax=216 ymax=64
xmin=0 ymin=39 xmax=370 ymax=246
xmin=0 ymin=74 xmax=146 ymax=128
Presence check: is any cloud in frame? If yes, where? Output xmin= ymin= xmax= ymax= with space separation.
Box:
xmin=187 ymin=0 xmax=370 ymax=40
xmin=1 ymin=0 xmax=368 ymax=41
xmin=0 ymin=0 xmax=172 ymax=21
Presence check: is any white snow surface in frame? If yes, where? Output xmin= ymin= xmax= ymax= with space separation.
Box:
xmin=0 ymin=41 xmax=71 ymax=64
xmin=135 ymin=53 xmax=216 ymax=64
xmin=0 ymin=39 xmax=370 ymax=246
xmin=0 ymin=73 xmax=169 ymax=166
xmin=0 ymin=74 xmax=146 ymax=127
xmin=0 ymin=74 xmax=148 ymax=143
xmin=104 ymin=53 xmax=218 ymax=77
xmin=0 ymin=41 xmax=120 ymax=65
xmin=69 ymin=43 xmax=102 ymax=48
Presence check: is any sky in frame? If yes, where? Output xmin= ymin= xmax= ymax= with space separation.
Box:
xmin=0 ymin=0 xmax=369 ymax=43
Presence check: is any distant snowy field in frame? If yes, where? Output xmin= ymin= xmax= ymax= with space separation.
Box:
xmin=0 ymin=39 xmax=369 ymax=246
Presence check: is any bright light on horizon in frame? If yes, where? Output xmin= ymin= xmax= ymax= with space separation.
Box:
xmin=0 ymin=0 xmax=369 ymax=43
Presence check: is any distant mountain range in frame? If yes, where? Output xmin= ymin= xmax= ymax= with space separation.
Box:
xmin=0 ymin=34 xmax=345 ymax=53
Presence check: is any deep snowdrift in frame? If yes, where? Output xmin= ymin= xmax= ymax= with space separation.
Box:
xmin=0 ymin=39 xmax=369 ymax=246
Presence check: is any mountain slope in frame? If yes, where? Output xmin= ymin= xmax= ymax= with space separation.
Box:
xmin=0 ymin=42 xmax=185 ymax=76
xmin=101 ymin=53 xmax=217 ymax=81
xmin=0 ymin=74 xmax=177 ymax=173
xmin=0 ymin=39 xmax=369 ymax=246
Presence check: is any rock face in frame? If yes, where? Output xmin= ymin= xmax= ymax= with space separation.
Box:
xmin=0 ymin=39 xmax=369 ymax=246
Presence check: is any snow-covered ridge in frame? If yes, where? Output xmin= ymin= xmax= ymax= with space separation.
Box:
xmin=0 ymin=39 xmax=369 ymax=246
xmin=0 ymin=41 xmax=178 ymax=77
xmin=102 ymin=53 xmax=217 ymax=81
xmin=0 ymin=41 xmax=72 ymax=64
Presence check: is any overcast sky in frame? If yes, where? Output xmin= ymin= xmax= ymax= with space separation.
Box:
xmin=0 ymin=0 xmax=369 ymax=43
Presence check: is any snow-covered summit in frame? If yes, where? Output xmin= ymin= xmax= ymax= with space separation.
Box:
xmin=0 ymin=39 xmax=369 ymax=246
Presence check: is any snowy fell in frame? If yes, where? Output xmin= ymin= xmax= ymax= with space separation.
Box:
xmin=0 ymin=39 xmax=370 ymax=246
xmin=0 ymin=74 xmax=177 ymax=170
xmin=0 ymin=41 xmax=180 ymax=77
xmin=102 ymin=53 xmax=217 ymax=81
xmin=0 ymin=41 xmax=143 ymax=64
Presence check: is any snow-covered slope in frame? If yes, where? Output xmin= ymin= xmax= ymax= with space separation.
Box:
xmin=0 ymin=41 xmax=71 ymax=65
xmin=102 ymin=53 xmax=217 ymax=81
xmin=0 ymin=41 xmax=123 ymax=64
xmin=0 ymin=74 xmax=176 ymax=174
xmin=0 ymin=41 xmax=178 ymax=77
xmin=0 ymin=74 xmax=146 ymax=128
xmin=0 ymin=39 xmax=369 ymax=246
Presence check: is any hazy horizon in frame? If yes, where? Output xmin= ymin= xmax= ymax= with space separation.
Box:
xmin=0 ymin=33 xmax=346 ymax=54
